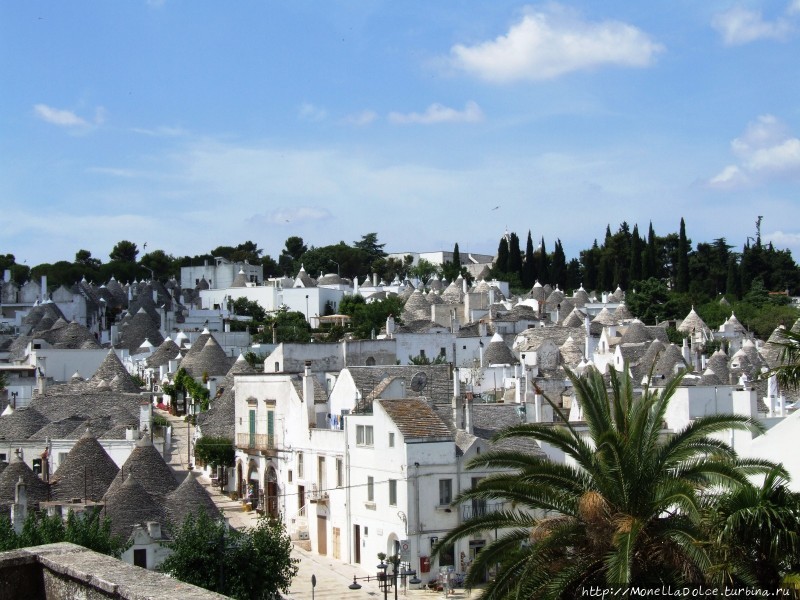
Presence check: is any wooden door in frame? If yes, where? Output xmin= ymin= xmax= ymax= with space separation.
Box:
xmin=317 ymin=516 xmax=327 ymax=555
xmin=332 ymin=527 xmax=341 ymax=560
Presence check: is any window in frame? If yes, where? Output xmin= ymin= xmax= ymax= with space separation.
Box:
xmin=439 ymin=543 xmax=455 ymax=567
xmin=318 ymin=456 xmax=326 ymax=491
xmin=440 ymin=347 xmax=446 ymax=357
xmin=389 ymin=479 xmax=397 ymax=506
xmin=367 ymin=476 xmax=374 ymax=502
xmin=336 ymin=458 xmax=343 ymax=488
xmin=356 ymin=425 xmax=374 ymax=447
xmin=388 ymin=432 xmax=395 ymax=448
xmin=439 ymin=479 xmax=452 ymax=506
xmin=288 ymin=470 xmax=293 ymax=483
xmin=298 ymin=453 xmax=304 ymax=479
xmin=419 ymin=349 xmax=426 ymax=359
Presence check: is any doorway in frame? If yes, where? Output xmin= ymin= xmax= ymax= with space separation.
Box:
xmin=354 ymin=525 xmax=361 ymax=563
xmin=318 ymin=516 xmax=328 ymax=555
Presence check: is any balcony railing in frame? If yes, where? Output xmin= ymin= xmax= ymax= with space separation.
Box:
xmin=461 ymin=501 xmax=505 ymax=520
xmin=236 ymin=433 xmax=276 ymax=453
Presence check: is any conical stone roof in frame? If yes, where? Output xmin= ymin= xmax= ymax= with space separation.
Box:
xmin=90 ymin=350 xmax=141 ymax=393
xmin=104 ymin=437 xmax=177 ymax=501
xmin=103 ymin=475 xmax=166 ymax=540
xmin=183 ymin=335 xmax=231 ymax=378
xmin=401 ymin=290 xmax=430 ymax=322
xmin=0 ymin=455 xmax=50 ymax=505
xmin=117 ymin=307 xmax=164 ymax=352
xmin=484 ymin=333 xmax=517 ymax=366
xmin=146 ymin=337 xmax=181 ymax=368
xmin=572 ymin=286 xmax=590 ymax=307
xmin=166 ymin=472 xmax=222 ymax=528
xmin=50 ymin=430 xmax=120 ymax=502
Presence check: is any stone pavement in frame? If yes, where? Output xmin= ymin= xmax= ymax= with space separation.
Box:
xmin=157 ymin=410 xmax=471 ymax=600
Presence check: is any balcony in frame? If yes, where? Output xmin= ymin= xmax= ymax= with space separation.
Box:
xmin=461 ymin=501 xmax=505 ymax=520
xmin=236 ymin=433 xmax=277 ymax=455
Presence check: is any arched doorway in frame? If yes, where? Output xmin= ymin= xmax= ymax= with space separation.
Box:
xmin=265 ymin=465 xmax=280 ymax=518
xmin=246 ymin=460 xmax=260 ymax=510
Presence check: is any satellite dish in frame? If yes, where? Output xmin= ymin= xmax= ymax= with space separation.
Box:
xmin=410 ymin=371 xmax=427 ymax=393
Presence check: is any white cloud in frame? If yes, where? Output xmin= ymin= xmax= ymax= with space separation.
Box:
xmin=708 ymin=165 xmax=749 ymax=189
xmin=448 ymin=4 xmax=662 ymax=83
xmin=711 ymin=7 xmax=792 ymax=45
xmin=33 ymin=103 xmax=106 ymax=129
xmin=33 ymin=104 xmax=88 ymax=127
xmin=708 ymin=115 xmax=800 ymax=188
xmin=789 ymin=0 xmax=800 ymax=16
xmin=298 ymin=102 xmax=328 ymax=122
xmin=250 ymin=207 xmax=331 ymax=226
xmin=132 ymin=126 xmax=187 ymax=137
xmin=388 ymin=101 xmax=484 ymax=125
xmin=342 ymin=110 xmax=378 ymax=126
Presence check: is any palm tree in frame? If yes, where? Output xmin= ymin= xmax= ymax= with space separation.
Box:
xmin=764 ymin=327 xmax=800 ymax=391
xmin=705 ymin=466 xmax=800 ymax=589
xmin=434 ymin=365 xmax=773 ymax=599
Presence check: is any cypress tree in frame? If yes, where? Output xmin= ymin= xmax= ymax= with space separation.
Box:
xmin=537 ymin=237 xmax=550 ymax=284
xmin=645 ymin=222 xmax=657 ymax=279
xmin=726 ymin=256 xmax=741 ymax=299
xmin=523 ymin=231 xmax=535 ymax=287
xmin=629 ymin=224 xmax=642 ymax=284
xmin=551 ymin=239 xmax=567 ymax=288
xmin=676 ymin=218 xmax=690 ymax=293
xmin=496 ymin=237 xmax=509 ymax=274
xmin=508 ymin=232 xmax=523 ymax=279
xmin=453 ymin=243 xmax=461 ymax=271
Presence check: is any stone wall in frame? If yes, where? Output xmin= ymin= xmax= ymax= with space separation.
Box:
xmin=0 ymin=542 xmax=226 ymax=599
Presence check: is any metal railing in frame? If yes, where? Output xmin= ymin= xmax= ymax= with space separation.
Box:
xmin=236 ymin=433 xmax=276 ymax=451
xmin=461 ymin=501 xmax=505 ymax=520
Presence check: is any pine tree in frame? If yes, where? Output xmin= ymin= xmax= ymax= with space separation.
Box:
xmin=676 ymin=218 xmax=690 ymax=293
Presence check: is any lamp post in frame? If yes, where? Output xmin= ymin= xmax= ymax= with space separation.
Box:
xmin=348 ymin=555 xmax=419 ymax=600
xmin=329 ymin=259 xmax=340 ymax=277
xmin=10 ymin=392 xmax=18 ymax=410
xmin=305 ymin=294 xmax=309 ymax=323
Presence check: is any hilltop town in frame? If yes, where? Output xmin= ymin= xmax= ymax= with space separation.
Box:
xmin=1 ymin=225 xmax=799 ymax=596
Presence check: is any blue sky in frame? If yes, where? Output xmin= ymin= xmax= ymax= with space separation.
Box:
xmin=2 ymin=1 xmax=800 ymax=269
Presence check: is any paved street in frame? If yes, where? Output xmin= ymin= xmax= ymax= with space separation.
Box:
xmin=158 ymin=410 xmax=469 ymax=600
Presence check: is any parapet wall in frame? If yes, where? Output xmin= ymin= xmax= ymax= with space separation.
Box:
xmin=0 ymin=543 xmax=226 ymax=600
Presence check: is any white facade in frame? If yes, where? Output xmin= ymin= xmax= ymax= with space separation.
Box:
xmin=181 ymin=258 xmax=263 ymax=290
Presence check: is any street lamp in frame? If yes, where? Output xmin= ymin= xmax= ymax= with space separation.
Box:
xmin=348 ymin=555 xmax=419 ymax=600
xmin=305 ymin=295 xmax=309 ymax=323
xmin=329 ymin=259 xmax=340 ymax=277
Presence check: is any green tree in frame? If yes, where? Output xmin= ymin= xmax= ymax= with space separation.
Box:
xmin=160 ymin=511 xmax=298 ymax=599
xmin=0 ymin=510 xmax=128 ymax=557
xmin=442 ymin=243 xmax=463 ymax=282
xmin=706 ymin=466 xmax=800 ymax=589
xmin=434 ymin=366 xmax=770 ymax=597
xmin=523 ymin=231 xmax=536 ymax=288
xmin=109 ymin=240 xmax=139 ymax=263
xmin=340 ymin=294 xmax=404 ymax=340
xmin=508 ymin=233 xmax=522 ymax=279
xmin=409 ymin=259 xmax=439 ymax=285
xmin=75 ymin=249 xmax=101 ymax=270
xmin=278 ymin=236 xmax=307 ymax=274
xmin=676 ymin=218 xmax=690 ymax=293
xmin=140 ymin=249 xmax=177 ymax=281
xmin=194 ymin=436 xmax=235 ymax=469
xmin=495 ymin=237 xmax=509 ymax=275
